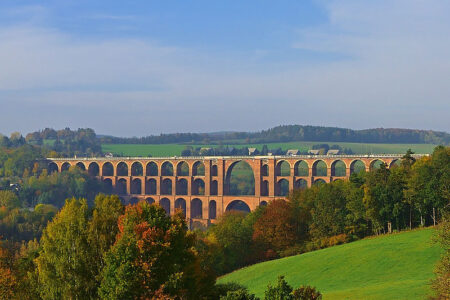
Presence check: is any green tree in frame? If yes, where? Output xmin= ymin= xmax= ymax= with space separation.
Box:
xmin=88 ymin=194 xmax=123 ymax=285
xmin=35 ymin=198 xmax=96 ymax=299
xmin=431 ymin=210 xmax=449 ymax=299
xmin=264 ymin=276 xmax=293 ymax=300
xmin=221 ymin=288 xmax=260 ymax=300
xmin=209 ymin=211 xmax=256 ymax=274
xmin=0 ymin=190 xmax=20 ymax=209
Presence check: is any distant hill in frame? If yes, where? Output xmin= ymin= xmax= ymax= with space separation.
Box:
xmin=218 ymin=228 xmax=441 ymax=300
xmin=99 ymin=125 xmax=450 ymax=145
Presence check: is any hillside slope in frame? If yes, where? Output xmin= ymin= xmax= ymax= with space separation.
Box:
xmin=218 ymin=228 xmax=441 ymax=300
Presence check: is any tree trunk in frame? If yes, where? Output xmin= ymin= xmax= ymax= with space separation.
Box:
xmin=432 ymin=207 xmax=436 ymax=226
xmin=409 ymin=205 xmax=412 ymax=229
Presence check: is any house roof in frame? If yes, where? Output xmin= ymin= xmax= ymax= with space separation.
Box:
xmin=327 ymin=149 xmax=340 ymax=155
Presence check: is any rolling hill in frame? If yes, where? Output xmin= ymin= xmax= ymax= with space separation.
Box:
xmin=218 ymin=228 xmax=441 ymax=300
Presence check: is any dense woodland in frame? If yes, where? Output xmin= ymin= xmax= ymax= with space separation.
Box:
xmin=0 ymin=130 xmax=448 ymax=298
xmin=0 ymin=128 xmax=102 ymax=157
xmin=100 ymin=125 xmax=450 ymax=145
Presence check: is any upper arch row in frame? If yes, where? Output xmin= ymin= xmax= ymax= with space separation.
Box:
xmin=48 ymin=160 xmax=214 ymax=177
xmin=48 ymin=158 xmax=401 ymax=177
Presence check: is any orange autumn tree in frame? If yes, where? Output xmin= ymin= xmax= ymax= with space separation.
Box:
xmin=0 ymin=245 xmax=16 ymax=299
xmin=253 ymin=199 xmax=308 ymax=257
xmin=99 ymin=201 xmax=213 ymax=299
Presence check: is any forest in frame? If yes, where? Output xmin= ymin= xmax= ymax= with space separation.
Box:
xmin=100 ymin=125 xmax=450 ymax=145
xmin=0 ymin=132 xmax=448 ymax=298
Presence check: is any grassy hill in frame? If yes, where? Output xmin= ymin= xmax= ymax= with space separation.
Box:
xmin=218 ymin=228 xmax=441 ymax=300
xmin=102 ymin=141 xmax=437 ymax=157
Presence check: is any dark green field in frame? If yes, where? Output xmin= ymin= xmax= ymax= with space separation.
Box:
xmin=218 ymin=228 xmax=441 ymax=300
xmin=102 ymin=142 xmax=437 ymax=157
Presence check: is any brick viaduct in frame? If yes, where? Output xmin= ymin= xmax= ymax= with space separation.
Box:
xmin=46 ymin=154 xmax=424 ymax=226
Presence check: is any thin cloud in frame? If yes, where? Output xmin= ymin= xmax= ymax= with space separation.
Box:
xmin=0 ymin=1 xmax=449 ymax=136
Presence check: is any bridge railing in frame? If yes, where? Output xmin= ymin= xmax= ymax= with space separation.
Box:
xmin=45 ymin=153 xmax=428 ymax=161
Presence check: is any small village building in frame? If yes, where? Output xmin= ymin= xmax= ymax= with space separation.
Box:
xmin=327 ymin=149 xmax=340 ymax=155
xmin=286 ymin=149 xmax=299 ymax=156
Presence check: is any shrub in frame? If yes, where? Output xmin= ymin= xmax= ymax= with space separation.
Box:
xmin=292 ymin=285 xmax=322 ymax=300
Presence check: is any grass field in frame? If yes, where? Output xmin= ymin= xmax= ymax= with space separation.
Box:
xmin=102 ymin=142 xmax=437 ymax=157
xmin=218 ymin=228 xmax=441 ymax=300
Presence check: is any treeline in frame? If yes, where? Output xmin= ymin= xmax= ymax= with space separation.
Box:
xmin=100 ymin=125 xmax=450 ymax=145
xmin=0 ymin=128 xmax=102 ymax=157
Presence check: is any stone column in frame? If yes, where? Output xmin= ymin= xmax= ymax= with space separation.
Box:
xmin=217 ymin=159 xmax=224 ymax=196
xmin=268 ymin=159 xmax=276 ymax=196
xmin=253 ymin=160 xmax=261 ymax=197
xmin=204 ymin=160 xmax=211 ymax=195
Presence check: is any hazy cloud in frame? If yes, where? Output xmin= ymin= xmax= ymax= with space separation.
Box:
xmin=0 ymin=0 xmax=449 ymax=136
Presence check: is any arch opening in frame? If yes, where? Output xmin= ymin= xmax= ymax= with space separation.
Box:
xmin=161 ymin=162 xmax=173 ymax=176
xmin=116 ymin=178 xmax=127 ymax=195
xmin=260 ymin=201 xmax=268 ymax=206
xmin=261 ymin=180 xmax=269 ymax=196
xmin=225 ymin=161 xmax=255 ymax=196
xmin=276 ymin=179 xmax=289 ymax=196
xmin=192 ymin=161 xmax=205 ymax=176
xmin=76 ymin=162 xmax=86 ymax=171
xmin=192 ymin=179 xmax=205 ymax=195
xmin=159 ymin=198 xmax=170 ymax=215
xmin=103 ymin=178 xmax=113 ymax=193
xmin=294 ymin=160 xmax=309 ymax=176
xmin=175 ymin=198 xmax=186 ymax=218
xmin=350 ymin=160 xmax=366 ymax=175
xmin=102 ymin=162 xmax=114 ymax=176
xmin=176 ymin=179 xmax=188 ymax=195
xmin=145 ymin=179 xmax=157 ymax=195
xmin=211 ymin=165 xmax=218 ymax=176
xmin=161 ymin=178 xmax=173 ymax=195
xmin=48 ymin=162 xmax=58 ymax=174
xmin=131 ymin=162 xmax=143 ymax=176
xmin=312 ymin=160 xmax=327 ymax=177
xmin=146 ymin=162 xmax=158 ymax=176
xmin=131 ymin=178 xmax=142 ymax=194
xmin=61 ymin=162 xmax=71 ymax=172
xmin=211 ymin=180 xmax=218 ymax=195
xmin=209 ymin=200 xmax=217 ymax=219
xmin=191 ymin=198 xmax=203 ymax=219
xmin=88 ymin=162 xmax=100 ymax=176
xmin=314 ymin=179 xmax=326 ymax=185
xmin=117 ymin=162 xmax=128 ymax=176
xmin=177 ymin=161 xmax=189 ymax=176
xmin=225 ymin=200 xmax=251 ymax=213
xmin=390 ymin=159 xmax=401 ymax=168
xmin=294 ymin=179 xmax=308 ymax=189
xmin=276 ymin=161 xmax=290 ymax=176
xmin=331 ymin=160 xmax=346 ymax=177
xmin=261 ymin=164 xmax=269 ymax=176
xmin=129 ymin=197 xmax=139 ymax=205
xmin=370 ymin=159 xmax=384 ymax=170
xmin=146 ymin=197 xmax=155 ymax=204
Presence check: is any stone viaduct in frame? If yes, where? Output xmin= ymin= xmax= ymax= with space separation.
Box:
xmin=46 ymin=154 xmax=423 ymax=226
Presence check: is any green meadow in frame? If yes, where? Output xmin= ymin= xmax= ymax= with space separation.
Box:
xmin=102 ymin=142 xmax=437 ymax=157
xmin=218 ymin=228 xmax=441 ymax=300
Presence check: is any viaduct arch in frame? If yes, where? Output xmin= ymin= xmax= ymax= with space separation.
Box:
xmin=46 ymin=154 xmax=425 ymax=226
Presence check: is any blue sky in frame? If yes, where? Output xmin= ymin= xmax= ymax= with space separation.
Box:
xmin=0 ymin=0 xmax=449 ymax=136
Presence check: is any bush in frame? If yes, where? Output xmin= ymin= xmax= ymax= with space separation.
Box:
xmin=292 ymin=286 xmax=322 ymax=300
